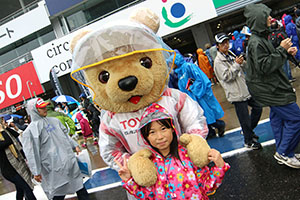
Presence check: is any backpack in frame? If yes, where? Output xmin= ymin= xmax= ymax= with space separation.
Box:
xmin=269 ymin=30 xmax=286 ymax=48
xmin=234 ymin=38 xmax=244 ymax=56
xmin=269 ymin=32 xmax=279 ymax=47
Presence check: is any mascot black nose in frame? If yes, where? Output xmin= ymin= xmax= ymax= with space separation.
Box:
xmin=118 ymin=76 xmax=138 ymax=91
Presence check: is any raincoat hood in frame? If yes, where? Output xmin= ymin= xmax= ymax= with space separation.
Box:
xmin=76 ymin=112 xmax=84 ymax=121
xmin=46 ymin=99 xmax=55 ymax=110
xmin=70 ymin=21 xmax=174 ymax=100
xmin=22 ymin=99 xmax=82 ymax=199
xmin=26 ymin=98 xmax=45 ymax=121
xmin=232 ymin=30 xmax=239 ymax=39
xmin=138 ymin=103 xmax=178 ymax=148
xmin=196 ymin=48 xmax=204 ymax=55
xmin=284 ymin=15 xmax=293 ymax=25
xmin=167 ymin=50 xmax=185 ymax=68
xmin=244 ymin=3 xmax=271 ymax=35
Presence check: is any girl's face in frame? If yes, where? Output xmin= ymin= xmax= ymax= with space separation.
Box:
xmin=147 ymin=121 xmax=173 ymax=157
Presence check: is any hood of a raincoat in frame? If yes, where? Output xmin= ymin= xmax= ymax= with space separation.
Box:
xmin=196 ymin=48 xmax=204 ymax=55
xmin=76 ymin=112 xmax=84 ymax=121
xmin=138 ymin=103 xmax=178 ymax=149
xmin=244 ymin=3 xmax=271 ymax=35
xmin=26 ymin=98 xmax=46 ymax=121
xmin=232 ymin=30 xmax=239 ymax=39
xmin=45 ymin=99 xmax=67 ymax=118
xmin=167 ymin=50 xmax=185 ymax=68
xmin=284 ymin=15 xmax=293 ymax=25
xmin=46 ymin=99 xmax=55 ymax=111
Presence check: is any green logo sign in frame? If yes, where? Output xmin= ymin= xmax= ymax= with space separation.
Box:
xmin=161 ymin=2 xmax=193 ymax=28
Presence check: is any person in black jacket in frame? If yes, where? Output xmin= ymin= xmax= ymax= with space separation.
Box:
xmin=79 ymin=93 xmax=101 ymax=138
xmin=87 ymin=104 xmax=101 ymax=138
xmin=269 ymin=20 xmax=298 ymax=82
xmin=0 ymin=118 xmax=36 ymax=200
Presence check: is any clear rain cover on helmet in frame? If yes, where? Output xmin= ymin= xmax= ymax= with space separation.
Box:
xmin=70 ymin=21 xmax=175 ymax=100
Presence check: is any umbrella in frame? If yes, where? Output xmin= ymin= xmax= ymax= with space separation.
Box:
xmin=0 ymin=114 xmax=23 ymax=121
xmin=51 ymin=95 xmax=77 ymax=103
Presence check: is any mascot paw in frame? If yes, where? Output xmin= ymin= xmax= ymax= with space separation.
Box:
xmin=179 ymin=133 xmax=211 ymax=168
xmin=128 ymin=148 xmax=157 ymax=187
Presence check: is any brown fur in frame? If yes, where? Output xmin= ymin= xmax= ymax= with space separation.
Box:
xmin=84 ymin=51 xmax=168 ymax=113
xmin=179 ymin=133 xmax=211 ymax=167
xmin=128 ymin=148 xmax=157 ymax=187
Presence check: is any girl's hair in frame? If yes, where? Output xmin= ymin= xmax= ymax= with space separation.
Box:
xmin=141 ymin=118 xmax=180 ymax=160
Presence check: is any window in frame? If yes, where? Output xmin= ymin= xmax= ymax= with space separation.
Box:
xmin=64 ymin=0 xmax=142 ymax=31
xmin=0 ymin=0 xmax=36 ymax=21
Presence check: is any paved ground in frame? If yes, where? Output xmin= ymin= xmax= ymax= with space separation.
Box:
xmin=65 ymin=143 xmax=300 ymax=200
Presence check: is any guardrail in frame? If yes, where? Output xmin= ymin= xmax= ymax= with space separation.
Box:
xmin=70 ymin=0 xmax=145 ymax=33
xmin=0 ymin=0 xmax=41 ymax=26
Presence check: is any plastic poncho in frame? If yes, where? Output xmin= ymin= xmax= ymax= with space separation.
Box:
xmin=196 ymin=48 xmax=214 ymax=79
xmin=76 ymin=112 xmax=93 ymax=138
xmin=244 ymin=3 xmax=295 ymax=107
xmin=284 ymin=15 xmax=300 ymax=60
xmin=170 ymin=52 xmax=224 ymax=125
xmin=22 ymin=98 xmax=83 ymax=199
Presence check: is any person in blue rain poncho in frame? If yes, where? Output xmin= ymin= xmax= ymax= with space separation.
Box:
xmin=21 ymin=98 xmax=90 ymax=200
xmin=168 ymin=50 xmax=225 ymax=137
xmin=284 ymin=14 xmax=300 ymax=60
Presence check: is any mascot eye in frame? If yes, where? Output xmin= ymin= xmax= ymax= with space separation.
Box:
xmin=98 ymin=71 xmax=110 ymax=83
xmin=140 ymin=57 xmax=152 ymax=69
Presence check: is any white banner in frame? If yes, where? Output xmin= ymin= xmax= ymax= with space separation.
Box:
xmin=0 ymin=2 xmax=51 ymax=49
xmin=32 ymin=0 xmax=217 ymax=83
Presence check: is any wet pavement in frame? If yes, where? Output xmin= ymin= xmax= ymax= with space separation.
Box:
xmin=210 ymin=144 xmax=300 ymax=200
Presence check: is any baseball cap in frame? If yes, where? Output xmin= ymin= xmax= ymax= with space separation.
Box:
xmin=271 ymin=18 xmax=277 ymax=24
xmin=36 ymin=98 xmax=50 ymax=108
xmin=215 ymin=33 xmax=230 ymax=44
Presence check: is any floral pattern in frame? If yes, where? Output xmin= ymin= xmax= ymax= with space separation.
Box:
xmin=122 ymin=146 xmax=230 ymax=200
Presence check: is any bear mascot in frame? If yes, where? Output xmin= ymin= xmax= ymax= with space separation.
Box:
xmin=70 ymin=7 xmax=211 ymax=199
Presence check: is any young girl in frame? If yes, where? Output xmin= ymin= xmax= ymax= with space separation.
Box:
xmin=115 ymin=103 xmax=230 ymax=200
xmin=76 ymin=112 xmax=97 ymax=147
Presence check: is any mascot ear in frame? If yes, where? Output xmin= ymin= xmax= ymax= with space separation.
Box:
xmin=129 ymin=7 xmax=160 ymax=34
xmin=69 ymin=29 xmax=92 ymax=54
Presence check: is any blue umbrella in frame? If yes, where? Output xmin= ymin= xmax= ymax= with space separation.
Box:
xmin=0 ymin=114 xmax=23 ymax=121
xmin=51 ymin=95 xmax=77 ymax=103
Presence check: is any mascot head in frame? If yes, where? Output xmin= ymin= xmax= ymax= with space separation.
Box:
xmin=70 ymin=8 xmax=175 ymax=113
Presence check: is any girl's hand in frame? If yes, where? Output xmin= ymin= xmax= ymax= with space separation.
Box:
xmin=114 ymin=158 xmax=132 ymax=182
xmin=208 ymin=149 xmax=225 ymax=168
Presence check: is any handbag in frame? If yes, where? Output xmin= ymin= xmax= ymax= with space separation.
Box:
xmin=76 ymin=149 xmax=92 ymax=177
